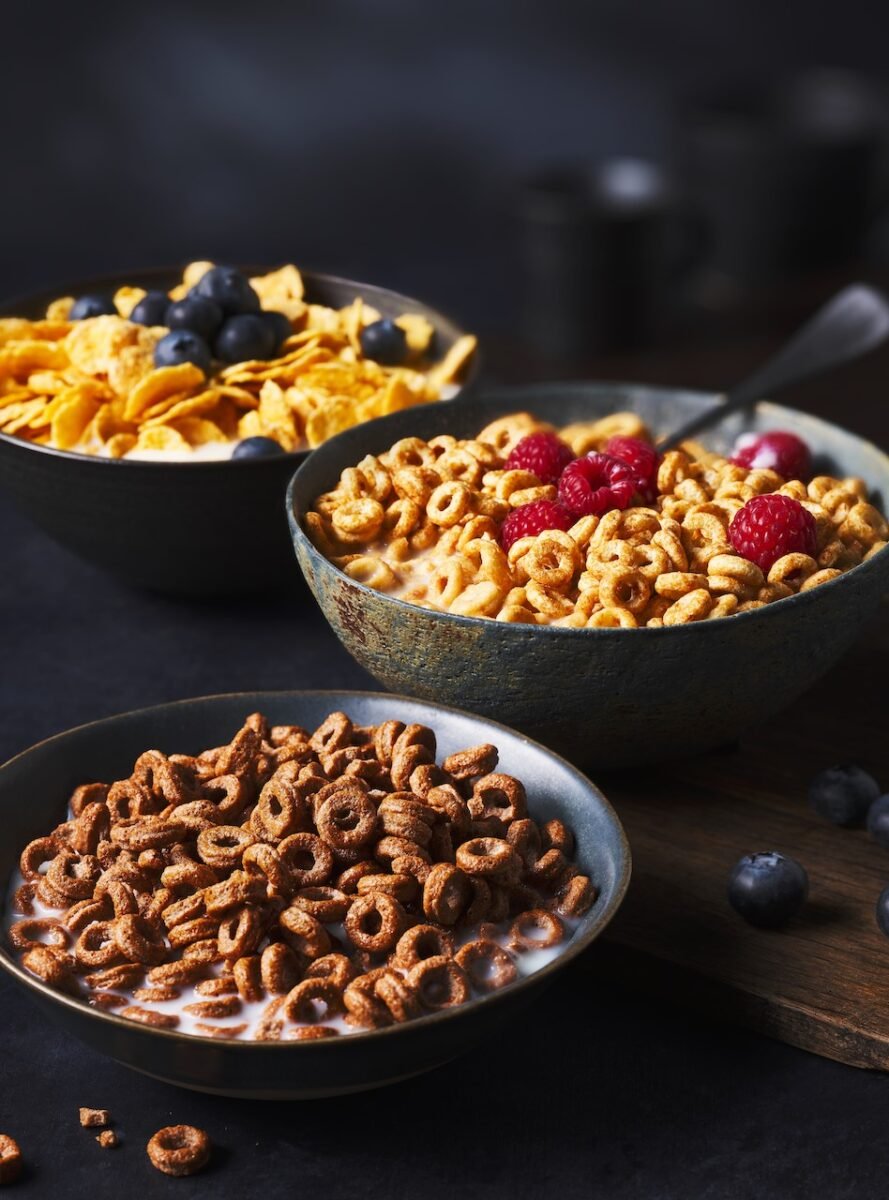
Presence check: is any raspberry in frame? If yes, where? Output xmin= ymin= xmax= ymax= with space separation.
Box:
xmin=557 ymin=453 xmax=637 ymax=518
xmin=505 ymin=432 xmax=575 ymax=484
xmin=604 ymin=435 xmax=660 ymax=502
xmin=731 ymin=430 xmax=812 ymax=481
xmin=499 ymin=499 xmax=573 ymax=551
xmin=728 ymin=494 xmax=818 ymax=572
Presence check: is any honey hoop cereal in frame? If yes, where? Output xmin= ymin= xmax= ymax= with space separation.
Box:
xmin=4 ymin=711 xmax=594 ymax=1040
xmin=304 ymin=411 xmax=888 ymax=626
xmin=0 ymin=262 xmax=476 ymax=461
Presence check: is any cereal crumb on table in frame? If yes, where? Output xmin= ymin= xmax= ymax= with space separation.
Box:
xmin=0 ymin=1134 xmax=23 ymax=1185
xmin=79 ymin=1107 xmax=111 ymax=1128
xmin=96 ymin=1130 xmax=118 ymax=1149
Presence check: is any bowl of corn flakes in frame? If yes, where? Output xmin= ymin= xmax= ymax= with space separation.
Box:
xmin=0 ymin=263 xmax=477 ymax=596
xmin=288 ymin=383 xmax=889 ymax=767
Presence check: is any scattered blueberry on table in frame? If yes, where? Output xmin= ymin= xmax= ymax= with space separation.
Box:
xmin=153 ymin=329 xmax=212 ymax=374
xmin=727 ymin=851 xmax=809 ymax=928
xmin=867 ymin=794 xmax=889 ymax=848
xmin=359 ymin=318 xmax=408 ymax=365
xmin=69 ymin=293 xmax=117 ymax=320
xmin=808 ymin=764 xmax=881 ymax=827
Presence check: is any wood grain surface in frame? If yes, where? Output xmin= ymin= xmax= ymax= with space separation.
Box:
xmin=590 ymin=603 xmax=889 ymax=1070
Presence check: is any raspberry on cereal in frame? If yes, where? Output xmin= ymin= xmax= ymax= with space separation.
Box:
xmin=731 ymin=430 xmax=812 ymax=481
xmin=604 ymin=435 xmax=659 ymax=502
xmin=499 ymin=499 xmax=573 ymax=551
xmin=728 ymin=494 xmax=818 ymax=572
xmin=557 ymin=453 xmax=637 ymax=517
xmin=505 ymin=432 xmax=574 ymax=484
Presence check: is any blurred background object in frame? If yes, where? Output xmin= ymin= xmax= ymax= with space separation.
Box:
xmin=3 ymin=0 xmax=889 ymax=375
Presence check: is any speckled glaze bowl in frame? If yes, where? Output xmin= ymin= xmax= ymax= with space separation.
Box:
xmin=288 ymin=383 xmax=889 ymax=768
xmin=0 ymin=269 xmax=477 ymax=597
xmin=0 ymin=690 xmax=629 ymax=1099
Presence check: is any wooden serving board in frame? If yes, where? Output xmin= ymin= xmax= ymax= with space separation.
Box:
xmin=585 ymin=603 xmax=889 ymax=1070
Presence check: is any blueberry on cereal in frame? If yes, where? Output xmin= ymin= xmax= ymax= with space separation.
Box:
xmin=166 ymin=295 xmax=224 ymax=341
xmin=153 ymin=329 xmax=212 ymax=375
xmin=809 ymin=764 xmax=880 ymax=827
xmin=727 ymin=851 xmax=808 ymax=928
xmin=130 ymin=290 xmax=171 ymax=326
xmin=195 ymin=265 xmax=260 ymax=315
xmin=232 ymin=436 xmax=284 ymax=460
xmin=69 ymin=294 xmax=117 ymax=320
xmin=360 ymin=318 xmax=408 ymax=365
xmin=259 ymin=310 xmax=292 ymax=352
xmin=214 ymin=313 xmax=276 ymax=363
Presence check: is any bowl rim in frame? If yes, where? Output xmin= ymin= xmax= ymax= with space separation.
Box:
xmin=0 ymin=688 xmax=631 ymax=1051
xmin=0 ymin=265 xmax=477 ymax=470
xmin=287 ymin=385 xmax=889 ymax=638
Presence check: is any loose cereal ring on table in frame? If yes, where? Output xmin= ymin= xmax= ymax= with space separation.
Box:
xmin=305 ymin=412 xmax=888 ymax=627
xmin=4 ymin=711 xmax=594 ymax=1040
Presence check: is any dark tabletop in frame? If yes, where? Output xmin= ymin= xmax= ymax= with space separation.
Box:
xmin=3 ymin=310 xmax=889 ymax=1198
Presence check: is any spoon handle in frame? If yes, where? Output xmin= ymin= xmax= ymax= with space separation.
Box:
xmin=657 ymin=284 xmax=889 ymax=452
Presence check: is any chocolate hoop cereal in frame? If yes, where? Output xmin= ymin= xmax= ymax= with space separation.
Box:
xmin=4 ymin=711 xmax=593 ymax=1040
xmin=146 ymin=1125 xmax=211 ymax=1177
xmin=305 ymin=412 xmax=888 ymax=626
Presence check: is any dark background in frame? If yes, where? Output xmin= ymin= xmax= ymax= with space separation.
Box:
xmin=5 ymin=3 xmax=889 ymax=1197
xmin=3 ymin=0 xmax=889 ymax=335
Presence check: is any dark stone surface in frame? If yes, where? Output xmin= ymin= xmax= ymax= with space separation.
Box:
xmin=0 ymin=494 xmax=885 ymax=1197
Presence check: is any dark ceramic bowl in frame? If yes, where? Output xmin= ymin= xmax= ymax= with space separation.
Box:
xmin=0 ymin=690 xmax=629 ymax=1099
xmin=289 ymin=383 xmax=889 ymax=768
xmin=0 ymin=269 xmax=477 ymax=597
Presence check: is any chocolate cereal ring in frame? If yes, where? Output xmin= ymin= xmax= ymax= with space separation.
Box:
xmin=146 ymin=1125 xmax=210 ymax=1177
xmin=455 ymin=940 xmax=518 ymax=993
xmin=315 ymin=788 xmax=377 ymax=850
xmin=279 ymin=906 xmax=331 ymax=960
xmin=277 ymin=833 xmax=334 ymax=887
xmin=304 ymin=952 xmax=356 ymax=992
xmin=344 ymin=893 xmax=404 ymax=953
xmin=392 ymin=924 xmax=455 ymax=969
xmin=260 ymin=942 xmax=303 ymax=995
xmin=282 ymin=977 xmax=344 ymax=1023
xmin=408 ymin=955 xmax=470 ymax=1010
xmin=422 ymin=863 xmax=470 ymax=926
xmin=455 ymin=838 xmax=520 ymax=882
xmin=7 ymin=918 xmax=68 ymax=953
xmin=509 ymin=908 xmax=564 ymax=950
xmin=112 ymin=914 xmax=167 ymax=965
xmin=21 ymin=944 xmax=74 ymax=990
xmin=196 ymin=825 xmax=253 ymax=870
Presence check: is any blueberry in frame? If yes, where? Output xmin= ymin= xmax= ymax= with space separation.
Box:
xmin=727 ymin=851 xmax=808 ymax=928
xmin=214 ymin=314 xmax=275 ymax=363
xmin=359 ymin=318 xmax=408 ymax=365
xmin=258 ymin=310 xmax=292 ymax=353
xmin=808 ymin=764 xmax=880 ymax=827
xmin=877 ymin=887 xmax=889 ymax=938
xmin=194 ymin=266 xmax=260 ymax=316
xmin=165 ymin=295 xmax=224 ymax=341
xmin=69 ymin=293 xmax=117 ymax=320
xmin=867 ymin=795 xmax=889 ymax=848
xmin=231 ymin=436 xmax=284 ymax=460
xmin=153 ymin=329 xmax=212 ymax=374
xmin=130 ymin=290 xmax=171 ymax=326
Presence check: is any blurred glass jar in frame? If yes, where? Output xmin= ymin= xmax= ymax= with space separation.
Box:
xmin=517 ymin=158 xmax=707 ymax=363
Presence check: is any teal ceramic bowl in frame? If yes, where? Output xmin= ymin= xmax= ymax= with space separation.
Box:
xmin=288 ymin=383 xmax=889 ymax=767
xmin=0 ymin=690 xmax=629 ymax=1099
xmin=0 ymin=269 xmax=477 ymax=597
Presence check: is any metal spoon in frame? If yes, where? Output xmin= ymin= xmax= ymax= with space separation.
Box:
xmin=657 ymin=284 xmax=889 ymax=452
